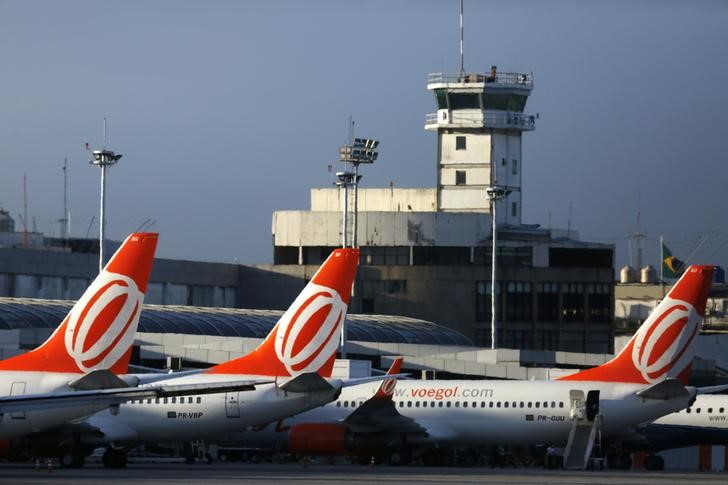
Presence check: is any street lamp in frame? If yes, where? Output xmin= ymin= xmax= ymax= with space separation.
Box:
xmin=90 ymin=148 xmax=122 ymax=273
xmin=339 ymin=138 xmax=378 ymax=248
xmin=485 ymin=185 xmax=511 ymax=349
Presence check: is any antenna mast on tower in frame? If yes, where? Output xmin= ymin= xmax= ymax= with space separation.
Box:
xmin=459 ymin=0 xmax=465 ymax=77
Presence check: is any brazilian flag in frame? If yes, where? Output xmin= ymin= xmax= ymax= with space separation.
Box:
xmin=662 ymin=243 xmax=685 ymax=279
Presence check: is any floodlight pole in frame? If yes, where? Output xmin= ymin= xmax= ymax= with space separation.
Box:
xmin=486 ymin=185 xmax=510 ymax=350
xmin=91 ymin=149 xmax=122 ymax=273
xmin=353 ymin=163 xmax=359 ymax=248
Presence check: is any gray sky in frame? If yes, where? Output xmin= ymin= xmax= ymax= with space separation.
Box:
xmin=1 ymin=0 xmax=727 ymax=270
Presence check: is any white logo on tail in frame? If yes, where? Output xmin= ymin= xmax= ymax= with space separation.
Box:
xmin=380 ymin=378 xmax=397 ymax=397
xmin=631 ymin=297 xmax=698 ymax=383
xmin=274 ymin=283 xmax=347 ymax=375
xmin=64 ymin=272 xmax=144 ymax=372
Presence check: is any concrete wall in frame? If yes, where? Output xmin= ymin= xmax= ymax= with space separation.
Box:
xmin=311 ymin=188 xmax=437 ymax=212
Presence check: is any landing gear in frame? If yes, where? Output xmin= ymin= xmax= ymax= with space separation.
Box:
xmin=607 ymin=449 xmax=632 ymax=470
xmin=102 ymin=449 xmax=128 ymax=469
xmin=644 ymin=454 xmax=665 ymax=471
xmin=59 ymin=450 xmax=85 ymax=468
xmin=388 ymin=448 xmax=412 ymax=466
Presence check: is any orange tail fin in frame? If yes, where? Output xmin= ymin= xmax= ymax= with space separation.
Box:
xmin=206 ymin=248 xmax=360 ymax=378
xmin=0 ymin=233 xmax=158 ymax=374
xmin=374 ymin=357 xmax=403 ymax=400
xmin=560 ymin=265 xmax=714 ymax=384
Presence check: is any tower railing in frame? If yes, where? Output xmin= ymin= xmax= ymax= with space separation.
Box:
xmin=425 ymin=111 xmax=536 ymax=130
xmin=428 ymin=72 xmax=533 ymax=87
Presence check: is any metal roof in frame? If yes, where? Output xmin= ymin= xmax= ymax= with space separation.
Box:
xmin=0 ymin=298 xmax=472 ymax=346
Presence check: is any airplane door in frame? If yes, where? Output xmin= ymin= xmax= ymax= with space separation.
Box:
xmin=10 ymin=382 xmax=26 ymax=419
xmin=586 ymin=390 xmax=600 ymax=422
xmin=568 ymin=390 xmax=586 ymax=420
xmin=225 ymin=392 xmax=240 ymax=418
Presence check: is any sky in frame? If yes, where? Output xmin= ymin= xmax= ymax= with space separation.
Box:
xmin=1 ymin=0 xmax=727 ymax=269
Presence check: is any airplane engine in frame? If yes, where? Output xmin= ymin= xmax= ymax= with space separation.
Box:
xmin=288 ymin=423 xmax=396 ymax=456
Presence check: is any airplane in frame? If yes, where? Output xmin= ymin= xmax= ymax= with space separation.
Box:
xmin=611 ymin=392 xmax=728 ymax=470
xmin=12 ymin=247 xmax=362 ymax=468
xmin=0 ymin=232 xmax=160 ymax=446
xmin=219 ymin=265 xmax=715 ymax=469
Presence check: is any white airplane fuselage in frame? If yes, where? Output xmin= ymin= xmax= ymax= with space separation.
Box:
xmin=80 ymin=372 xmax=340 ymax=446
xmin=0 ymin=371 xmax=110 ymax=439
xmin=225 ymin=379 xmax=694 ymax=448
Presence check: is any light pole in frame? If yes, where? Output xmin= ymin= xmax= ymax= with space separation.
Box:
xmin=339 ymin=138 xmax=378 ymax=248
xmin=90 ymin=148 xmax=122 ymax=273
xmin=485 ymin=185 xmax=511 ymax=349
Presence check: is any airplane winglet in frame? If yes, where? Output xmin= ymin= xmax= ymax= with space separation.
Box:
xmin=373 ymin=357 xmax=403 ymax=400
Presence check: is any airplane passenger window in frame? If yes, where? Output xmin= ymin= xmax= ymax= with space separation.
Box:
xmin=496 ymin=402 xmax=501 ymax=408
xmin=481 ymin=402 xmax=486 ymax=408
xmin=415 ymin=401 xmax=420 ymax=408
xmin=155 ymin=398 xmax=160 ymax=404
xmin=188 ymin=397 xmax=193 ymax=404
xmin=559 ymin=402 xmax=564 ymax=408
xmin=472 ymin=402 xmax=476 ymax=408
xmin=708 ymin=408 xmax=713 ymax=413
xmin=147 ymin=399 xmax=152 ymax=404
xmin=519 ymin=402 xmax=524 ymax=408
xmin=512 ymin=402 xmax=517 ymax=408
xmin=163 ymin=398 xmax=168 ymax=404
xmin=504 ymin=402 xmax=509 ymax=408
xmin=489 ymin=402 xmax=494 ymax=408
xmin=336 ymin=402 xmax=341 ymax=407
xmin=438 ymin=402 xmax=443 ymax=408
xmin=431 ymin=402 xmax=436 ymax=407
xmin=463 ymin=402 xmax=468 ymax=408
xmin=196 ymin=397 xmax=201 ymax=404
xmin=399 ymin=401 xmax=404 ymax=407
xmin=344 ymin=401 xmax=349 ymax=407
xmin=172 ymin=397 xmax=176 ymax=404
xmin=535 ymin=402 xmax=540 ymax=408
xmin=687 ymin=408 xmax=691 ymax=413
xmin=527 ymin=402 xmax=532 ymax=408
xmin=446 ymin=402 xmax=451 ymax=408
xmin=543 ymin=402 xmax=548 ymax=408
xmin=455 ymin=402 xmax=460 ymax=408
xmin=696 ymin=408 xmax=701 ymax=413
xmin=551 ymin=402 xmax=556 ymax=408
xmin=407 ymin=401 xmax=412 ymax=408
xmin=721 ymin=408 xmax=725 ymax=413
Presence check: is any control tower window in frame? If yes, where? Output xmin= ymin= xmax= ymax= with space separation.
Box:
xmin=456 ymin=170 xmax=466 ymax=185
xmin=449 ymin=93 xmax=481 ymax=110
xmin=456 ymin=136 xmax=466 ymax=150
xmin=512 ymin=159 xmax=518 ymax=175
xmin=511 ymin=202 xmax=518 ymax=218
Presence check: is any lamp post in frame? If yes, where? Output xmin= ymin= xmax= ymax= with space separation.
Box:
xmin=485 ymin=185 xmax=511 ymax=349
xmin=90 ymin=148 xmax=122 ymax=273
xmin=339 ymin=138 xmax=378 ymax=248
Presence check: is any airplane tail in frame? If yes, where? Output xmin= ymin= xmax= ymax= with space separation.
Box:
xmin=205 ymin=248 xmax=360 ymax=378
xmin=0 ymin=233 xmax=158 ymax=374
xmin=560 ymin=265 xmax=714 ymax=384
xmin=373 ymin=357 xmax=403 ymax=400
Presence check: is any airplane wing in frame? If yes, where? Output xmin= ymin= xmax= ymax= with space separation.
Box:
xmin=0 ymin=378 xmax=270 ymax=415
xmin=342 ymin=358 xmax=427 ymax=436
xmin=635 ymin=378 xmax=693 ymax=400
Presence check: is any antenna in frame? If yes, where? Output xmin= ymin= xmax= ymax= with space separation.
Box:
xmin=632 ymin=190 xmax=645 ymax=270
xmin=59 ymin=158 xmax=69 ymax=244
xmin=567 ymin=201 xmax=572 ymax=238
xmin=23 ymin=173 xmax=28 ymax=246
xmin=459 ymin=0 xmax=465 ymax=77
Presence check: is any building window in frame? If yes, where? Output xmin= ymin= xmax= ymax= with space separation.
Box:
xmin=360 ymin=246 xmax=409 ymax=265
xmin=512 ymin=159 xmax=518 ymax=175
xmin=455 ymin=170 xmax=466 ymax=185
xmin=475 ymin=281 xmax=501 ymax=323
xmin=361 ymin=298 xmax=375 ymax=314
xmin=473 ymin=246 xmax=532 ymax=266
xmin=537 ymin=282 xmax=560 ymax=323
xmin=588 ymin=283 xmax=611 ymax=323
xmin=562 ymin=283 xmax=585 ymax=323
xmin=511 ymin=202 xmax=517 ymax=218
xmin=505 ymin=281 xmax=532 ymax=322
xmin=456 ymin=136 xmax=466 ymax=150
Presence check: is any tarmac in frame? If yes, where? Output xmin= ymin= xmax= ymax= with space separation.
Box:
xmin=1 ymin=463 xmax=727 ymax=485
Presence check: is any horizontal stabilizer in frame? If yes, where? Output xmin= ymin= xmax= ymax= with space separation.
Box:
xmin=636 ymin=378 xmax=691 ymax=400
xmin=696 ymin=383 xmax=728 ymax=395
xmin=68 ymin=369 xmax=131 ymax=390
xmin=280 ymin=372 xmax=334 ymax=393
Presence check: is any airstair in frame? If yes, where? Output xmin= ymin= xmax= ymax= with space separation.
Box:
xmin=563 ymin=390 xmax=601 ymax=470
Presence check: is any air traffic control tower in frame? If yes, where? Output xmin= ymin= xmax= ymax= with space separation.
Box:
xmin=425 ymin=67 xmax=535 ymax=224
